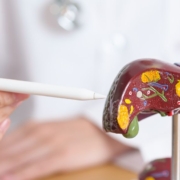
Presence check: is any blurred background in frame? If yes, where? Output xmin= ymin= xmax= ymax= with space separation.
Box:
xmin=0 ymin=0 xmax=179 ymax=179
xmin=0 ymin=0 xmax=176 ymax=127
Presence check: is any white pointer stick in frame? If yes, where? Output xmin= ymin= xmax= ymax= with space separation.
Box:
xmin=0 ymin=78 xmax=106 ymax=100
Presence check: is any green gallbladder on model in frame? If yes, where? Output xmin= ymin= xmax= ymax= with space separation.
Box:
xmin=123 ymin=116 xmax=139 ymax=138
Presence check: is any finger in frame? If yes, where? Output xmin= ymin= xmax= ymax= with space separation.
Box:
xmin=0 ymin=136 xmax=53 ymax=175
xmin=0 ymin=119 xmax=11 ymax=141
xmin=0 ymin=93 xmax=29 ymax=125
xmin=0 ymin=121 xmax=36 ymax=151
xmin=0 ymin=92 xmax=28 ymax=109
xmin=0 ymin=122 xmax=57 ymax=155
xmin=0 ymin=127 xmax=41 ymax=159
xmin=0 ymin=106 xmax=19 ymax=124
xmin=0 ymin=122 xmax=55 ymax=158
xmin=14 ymin=93 xmax=29 ymax=102
xmin=0 ymin=133 xmax=37 ymax=160
xmin=0 ymin=93 xmax=29 ymax=140
xmin=1 ymin=152 xmax=64 ymax=180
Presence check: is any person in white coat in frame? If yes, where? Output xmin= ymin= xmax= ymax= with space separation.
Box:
xmin=0 ymin=0 xmax=178 ymax=179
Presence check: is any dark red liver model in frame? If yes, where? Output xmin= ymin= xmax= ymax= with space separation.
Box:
xmin=139 ymin=158 xmax=171 ymax=180
xmin=103 ymin=59 xmax=180 ymax=138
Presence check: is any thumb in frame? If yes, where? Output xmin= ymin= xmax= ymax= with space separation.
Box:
xmin=0 ymin=118 xmax=11 ymax=141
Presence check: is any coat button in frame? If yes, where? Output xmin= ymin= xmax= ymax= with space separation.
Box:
xmin=50 ymin=0 xmax=81 ymax=31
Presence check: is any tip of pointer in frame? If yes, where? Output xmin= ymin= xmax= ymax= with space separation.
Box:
xmin=94 ymin=93 xmax=106 ymax=99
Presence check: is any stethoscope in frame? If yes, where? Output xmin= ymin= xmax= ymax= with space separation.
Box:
xmin=50 ymin=0 xmax=80 ymax=31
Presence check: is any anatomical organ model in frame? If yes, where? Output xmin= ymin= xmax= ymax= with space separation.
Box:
xmin=103 ymin=59 xmax=180 ymax=180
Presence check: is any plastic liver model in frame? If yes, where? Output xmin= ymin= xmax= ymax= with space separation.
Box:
xmin=103 ymin=59 xmax=180 ymax=138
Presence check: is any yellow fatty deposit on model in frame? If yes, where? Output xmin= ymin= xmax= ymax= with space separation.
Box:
xmin=117 ymin=105 xmax=129 ymax=130
xmin=141 ymin=70 xmax=161 ymax=83
xmin=125 ymin=99 xmax=131 ymax=104
xmin=175 ymin=80 xmax=180 ymax=97
xmin=130 ymin=105 xmax=134 ymax=114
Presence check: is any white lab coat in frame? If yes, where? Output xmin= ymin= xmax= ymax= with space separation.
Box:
xmin=0 ymin=0 xmax=179 ymax=169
